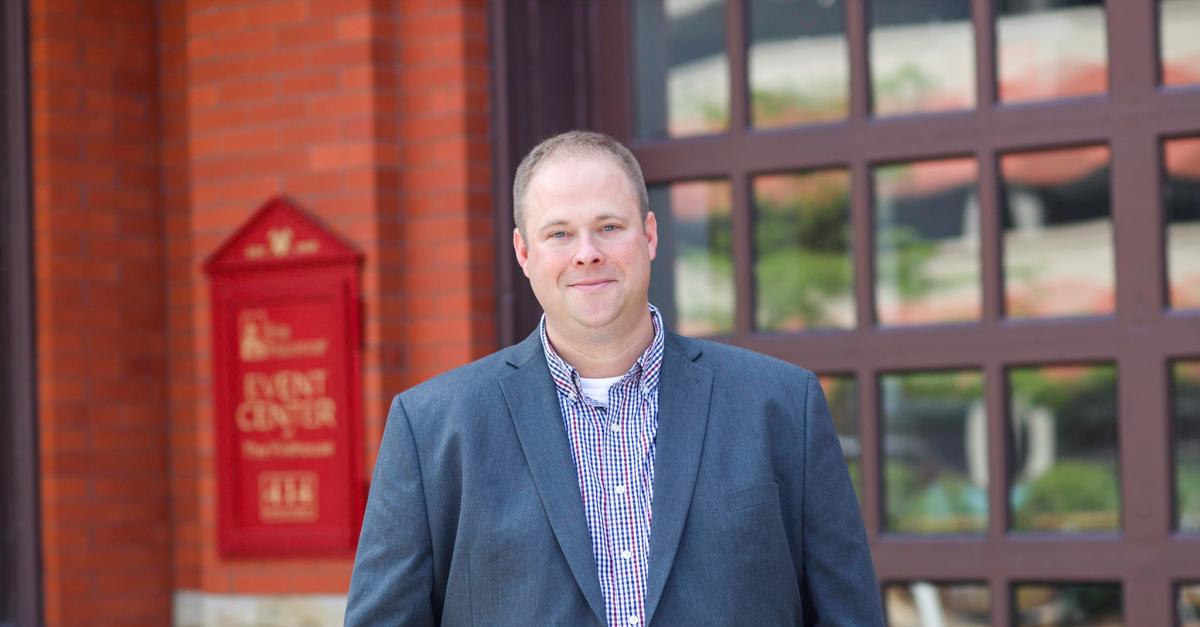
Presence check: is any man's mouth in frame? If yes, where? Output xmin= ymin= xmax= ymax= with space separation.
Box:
xmin=569 ymin=279 xmax=615 ymax=291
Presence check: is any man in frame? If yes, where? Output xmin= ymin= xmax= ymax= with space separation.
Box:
xmin=345 ymin=131 xmax=882 ymax=626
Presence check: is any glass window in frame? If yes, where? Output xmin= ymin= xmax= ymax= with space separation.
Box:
xmin=1165 ymin=136 xmax=1200 ymax=310
xmin=868 ymin=0 xmax=975 ymax=117
xmin=821 ymin=374 xmax=861 ymax=500
xmin=1000 ymin=145 xmax=1114 ymax=319
xmin=748 ymin=0 xmax=848 ymax=128
xmin=881 ymin=370 xmax=988 ymax=534
xmin=1013 ymin=583 xmax=1123 ymax=627
xmin=1009 ymin=364 xmax=1120 ymax=533
xmin=1175 ymin=360 xmax=1200 ymax=532
xmin=1182 ymin=583 xmax=1200 ymax=627
xmin=633 ymin=0 xmax=730 ymax=138
xmin=874 ymin=158 xmax=981 ymax=326
xmin=884 ymin=582 xmax=990 ymax=627
xmin=1160 ymin=0 xmax=1200 ymax=87
xmin=753 ymin=168 xmax=853 ymax=331
xmin=647 ymin=180 xmax=734 ymax=336
xmin=996 ymin=0 xmax=1108 ymax=103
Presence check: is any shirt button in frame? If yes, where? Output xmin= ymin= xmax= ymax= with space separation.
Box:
xmin=621 ymin=549 xmax=633 ymax=560
xmin=609 ymin=422 xmax=621 ymax=433
xmin=628 ymin=616 xmax=640 ymax=625
xmin=614 ymin=484 xmax=626 ymax=495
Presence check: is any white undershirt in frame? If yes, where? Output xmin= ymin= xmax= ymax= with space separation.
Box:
xmin=578 ymin=375 xmax=623 ymax=407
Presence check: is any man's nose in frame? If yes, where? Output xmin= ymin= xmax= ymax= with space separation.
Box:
xmin=572 ymin=233 xmax=604 ymax=266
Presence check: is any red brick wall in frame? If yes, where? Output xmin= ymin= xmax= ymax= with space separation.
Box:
xmin=161 ymin=0 xmax=495 ymax=598
xmin=30 ymin=0 xmax=172 ymax=624
xmin=31 ymin=0 xmax=495 ymax=621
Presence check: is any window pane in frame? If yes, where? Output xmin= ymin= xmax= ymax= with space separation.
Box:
xmin=821 ymin=374 xmax=861 ymax=501
xmin=1001 ymin=145 xmax=1114 ymax=319
xmin=869 ymin=1 xmax=975 ymax=117
xmin=1009 ymin=364 xmax=1120 ymax=533
xmin=1165 ymin=137 xmax=1200 ymax=310
xmin=647 ymin=180 xmax=734 ymax=336
xmin=748 ymin=0 xmax=848 ymax=128
xmin=881 ymin=370 xmax=987 ymax=534
xmin=1014 ymin=583 xmax=1123 ymax=627
xmin=1175 ymin=360 xmax=1200 ymax=531
xmin=754 ymin=169 xmax=853 ymax=331
xmin=884 ymin=582 xmax=990 ymax=627
xmin=997 ymin=0 xmax=1108 ymax=103
xmin=633 ymin=0 xmax=729 ymax=138
xmin=874 ymin=158 xmax=981 ymax=326
xmin=1182 ymin=583 xmax=1200 ymax=627
xmin=1161 ymin=0 xmax=1200 ymax=87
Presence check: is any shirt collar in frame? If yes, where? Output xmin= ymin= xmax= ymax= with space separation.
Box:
xmin=539 ymin=304 xmax=665 ymax=404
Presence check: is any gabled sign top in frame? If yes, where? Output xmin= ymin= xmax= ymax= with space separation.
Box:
xmin=204 ymin=196 xmax=362 ymax=273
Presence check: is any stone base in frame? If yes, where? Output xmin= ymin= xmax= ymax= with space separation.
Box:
xmin=173 ymin=591 xmax=347 ymax=627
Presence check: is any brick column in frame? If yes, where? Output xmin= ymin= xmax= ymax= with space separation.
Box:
xmin=30 ymin=0 xmax=171 ymax=624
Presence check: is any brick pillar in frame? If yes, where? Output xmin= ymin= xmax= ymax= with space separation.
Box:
xmin=30 ymin=0 xmax=172 ymax=624
xmin=162 ymin=0 xmax=495 ymax=604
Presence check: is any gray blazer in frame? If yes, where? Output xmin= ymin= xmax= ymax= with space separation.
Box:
xmin=345 ymin=329 xmax=883 ymax=626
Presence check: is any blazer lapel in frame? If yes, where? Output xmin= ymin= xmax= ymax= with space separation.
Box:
xmin=644 ymin=333 xmax=713 ymax=625
xmin=498 ymin=331 xmax=607 ymax=625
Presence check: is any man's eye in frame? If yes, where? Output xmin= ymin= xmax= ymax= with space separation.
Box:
xmin=549 ymin=231 xmax=568 ymax=239
xmin=600 ymin=224 xmax=618 ymax=232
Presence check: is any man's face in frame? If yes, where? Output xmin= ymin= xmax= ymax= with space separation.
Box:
xmin=513 ymin=152 xmax=658 ymax=338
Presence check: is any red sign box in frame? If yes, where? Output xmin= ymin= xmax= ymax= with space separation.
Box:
xmin=205 ymin=197 xmax=364 ymax=556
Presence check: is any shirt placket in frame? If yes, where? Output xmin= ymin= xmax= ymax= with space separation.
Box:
xmin=605 ymin=377 xmax=643 ymax=627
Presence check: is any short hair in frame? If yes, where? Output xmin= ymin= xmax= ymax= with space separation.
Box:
xmin=512 ymin=130 xmax=650 ymax=236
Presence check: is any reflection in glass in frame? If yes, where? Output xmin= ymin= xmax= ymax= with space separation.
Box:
xmin=647 ymin=180 xmax=733 ymax=336
xmin=633 ymin=0 xmax=729 ymax=138
xmin=748 ymin=0 xmax=848 ymax=128
xmin=1175 ymin=361 xmax=1200 ymax=531
xmin=885 ymin=582 xmax=990 ymax=627
xmin=868 ymin=1 xmax=975 ymax=116
xmin=1009 ymin=364 xmax=1120 ymax=533
xmin=754 ymin=169 xmax=853 ymax=331
xmin=996 ymin=0 xmax=1108 ymax=103
xmin=1161 ymin=0 xmax=1200 ymax=87
xmin=874 ymin=158 xmax=980 ymax=326
xmin=1014 ymin=583 xmax=1122 ymax=627
xmin=821 ymin=375 xmax=861 ymax=501
xmin=1182 ymin=583 xmax=1200 ymax=627
xmin=1000 ymin=146 xmax=1114 ymax=319
xmin=1165 ymin=137 xmax=1200 ymax=309
xmin=881 ymin=370 xmax=987 ymax=534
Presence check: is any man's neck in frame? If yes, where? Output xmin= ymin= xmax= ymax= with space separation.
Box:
xmin=546 ymin=310 xmax=654 ymax=378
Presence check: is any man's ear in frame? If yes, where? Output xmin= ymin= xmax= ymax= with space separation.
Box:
xmin=513 ymin=227 xmax=531 ymax=278
xmin=644 ymin=211 xmax=659 ymax=262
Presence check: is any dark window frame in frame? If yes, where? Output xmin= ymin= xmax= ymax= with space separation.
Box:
xmin=2 ymin=0 xmax=41 ymax=625
xmin=491 ymin=1 xmax=1200 ymax=624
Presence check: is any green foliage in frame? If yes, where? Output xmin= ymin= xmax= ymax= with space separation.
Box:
xmin=1012 ymin=461 xmax=1119 ymax=532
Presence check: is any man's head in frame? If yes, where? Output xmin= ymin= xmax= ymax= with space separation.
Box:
xmin=513 ymin=131 xmax=650 ymax=239
xmin=512 ymin=131 xmax=658 ymax=340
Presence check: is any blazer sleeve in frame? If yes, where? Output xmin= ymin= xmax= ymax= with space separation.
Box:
xmin=345 ymin=395 xmax=437 ymax=627
xmin=799 ymin=371 xmax=885 ymax=626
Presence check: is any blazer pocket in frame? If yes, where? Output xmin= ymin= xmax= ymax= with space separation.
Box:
xmin=725 ymin=482 xmax=779 ymax=511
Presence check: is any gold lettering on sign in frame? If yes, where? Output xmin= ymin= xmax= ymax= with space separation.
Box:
xmin=242 ymin=439 xmax=336 ymax=460
xmin=238 ymin=310 xmax=328 ymax=362
xmin=236 ymin=369 xmax=336 ymax=439
xmin=258 ymin=471 xmax=318 ymax=522
xmin=268 ymin=227 xmax=294 ymax=257
xmin=295 ymin=239 xmax=320 ymax=254
xmin=244 ymin=244 xmax=267 ymax=259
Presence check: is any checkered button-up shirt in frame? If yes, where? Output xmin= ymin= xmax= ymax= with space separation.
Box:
xmin=539 ymin=306 xmax=665 ymax=627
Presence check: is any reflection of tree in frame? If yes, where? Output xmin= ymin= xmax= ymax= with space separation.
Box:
xmin=755 ymin=180 xmax=851 ymax=329
xmin=876 ymin=226 xmax=939 ymax=299
xmin=873 ymin=64 xmax=939 ymax=114
xmin=1009 ymin=366 xmax=1120 ymax=532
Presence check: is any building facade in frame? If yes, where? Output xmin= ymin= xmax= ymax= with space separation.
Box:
xmin=3 ymin=0 xmax=1200 ymax=626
